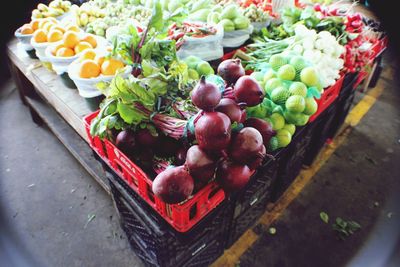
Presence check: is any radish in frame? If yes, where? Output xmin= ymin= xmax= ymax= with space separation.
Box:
xmin=115 ymin=130 xmax=136 ymax=155
xmin=229 ymin=127 xmax=264 ymax=165
xmin=152 ymin=166 xmax=194 ymax=204
xmin=191 ymin=76 xmax=221 ymax=111
xmin=233 ymin=76 xmax=264 ymax=107
xmin=216 ymin=160 xmax=252 ymax=193
xmin=195 ymin=112 xmax=231 ymax=151
xmin=243 ymin=118 xmax=276 ymax=145
xmin=215 ymin=98 xmax=244 ymax=123
xmin=185 ymin=145 xmax=216 ymax=183
xmin=217 ymin=59 xmax=245 ymax=85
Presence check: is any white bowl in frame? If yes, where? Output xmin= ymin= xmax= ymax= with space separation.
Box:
xmin=45 ymin=34 xmax=109 ymax=75
xmin=68 ymin=58 xmax=132 ymax=98
xmin=14 ymin=27 xmax=34 ymax=51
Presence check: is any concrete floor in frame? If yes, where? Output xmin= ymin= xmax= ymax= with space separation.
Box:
xmin=0 ymin=53 xmax=399 ymax=267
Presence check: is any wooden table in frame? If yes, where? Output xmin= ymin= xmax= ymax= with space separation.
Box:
xmin=7 ymin=38 xmax=110 ymax=193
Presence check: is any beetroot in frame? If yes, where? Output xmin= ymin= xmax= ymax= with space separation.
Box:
xmin=243 ymin=118 xmax=276 ymax=145
xmin=216 ymin=160 xmax=252 ymax=193
xmin=175 ymin=147 xmax=188 ymax=166
xmin=152 ymin=166 xmax=194 ymax=204
xmin=195 ymin=112 xmax=231 ymax=151
xmin=217 ymin=59 xmax=245 ymax=85
xmin=185 ymin=145 xmax=216 ymax=183
xmin=234 ymin=76 xmax=264 ymax=107
xmin=247 ymin=145 xmax=266 ymax=170
xmin=155 ymin=136 xmax=180 ymax=157
xmin=229 ymin=127 xmax=264 ymax=165
xmin=215 ymin=98 xmax=243 ymax=123
xmin=115 ymin=130 xmax=136 ymax=155
xmin=191 ymin=76 xmax=221 ymax=111
xmin=135 ymin=128 xmax=159 ymax=148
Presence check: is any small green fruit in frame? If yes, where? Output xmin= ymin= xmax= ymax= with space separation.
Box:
xmin=303 ymin=97 xmax=318 ymax=115
xmin=282 ymin=124 xmax=296 ymax=136
xmin=276 ymin=129 xmax=292 ymax=148
xmin=271 ymin=86 xmax=290 ymax=106
xmin=300 ymin=67 xmax=319 ymax=87
xmin=196 ymin=61 xmax=214 ymax=76
xmin=268 ymin=136 xmax=279 ymax=151
xmin=270 ymin=113 xmax=285 ymax=131
xmin=188 ymin=69 xmax=200 ymax=80
xmin=183 ymin=55 xmax=201 ymax=69
xmin=269 ymin=54 xmax=288 ymax=71
xmin=277 ymin=64 xmax=296 ymax=81
xmin=289 ymin=82 xmax=307 ymax=97
xmin=286 ymin=95 xmax=306 ymax=113
xmin=263 ymin=69 xmax=277 ymax=83
xmin=250 ymin=71 xmax=264 ymax=82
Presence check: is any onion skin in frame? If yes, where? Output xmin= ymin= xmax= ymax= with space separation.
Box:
xmin=216 ymin=160 xmax=252 ymax=193
xmin=152 ymin=166 xmax=194 ymax=204
xmin=191 ymin=76 xmax=221 ymax=111
xmin=229 ymin=127 xmax=264 ymax=165
xmin=215 ymin=98 xmax=243 ymax=123
xmin=195 ymin=112 xmax=232 ymax=151
xmin=185 ymin=145 xmax=216 ymax=183
xmin=234 ymin=76 xmax=264 ymax=107
xmin=217 ymin=59 xmax=245 ymax=85
xmin=243 ymin=118 xmax=276 ymax=145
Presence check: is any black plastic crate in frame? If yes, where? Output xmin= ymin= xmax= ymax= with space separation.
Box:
xmin=327 ymin=89 xmax=356 ymax=140
xmin=271 ymin=125 xmax=312 ymax=202
xmin=368 ymin=56 xmax=383 ymax=88
xmin=340 ymin=72 xmax=358 ymax=98
xmin=108 ymin=169 xmax=231 ymax=267
xmin=226 ymin=189 xmax=271 ymax=248
xmin=230 ymin=156 xmax=278 ymax=220
xmin=303 ymin=101 xmax=338 ymax=167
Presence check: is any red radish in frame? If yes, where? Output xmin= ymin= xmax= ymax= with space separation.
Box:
xmin=217 ymin=59 xmax=245 ymax=85
xmin=135 ymin=128 xmax=159 ymax=148
xmin=234 ymin=76 xmax=264 ymax=107
xmin=175 ymin=147 xmax=188 ymax=165
xmin=185 ymin=145 xmax=216 ymax=183
xmin=216 ymin=160 xmax=252 ymax=193
xmin=152 ymin=166 xmax=194 ymax=204
xmin=115 ymin=130 xmax=136 ymax=155
xmin=229 ymin=127 xmax=264 ymax=165
xmin=215 ymin=98 xmax=243 ymax=123
xmin=243 ymin=118 xmax=276 ymax=145
xmin=247 ymin=145 xmax=266 ymax=170
xmin=195 ymin=112 xmax=231 ymax=151
xmin=191 ymin=76 xmax=221 ymax=111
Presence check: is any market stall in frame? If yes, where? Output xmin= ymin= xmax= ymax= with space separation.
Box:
xmin=8 ymin=0 xmax=387 ymax=266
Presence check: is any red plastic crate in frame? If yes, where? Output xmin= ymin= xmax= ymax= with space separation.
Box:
xmin=370 ymin=36 xmax=388 ymax=61
xmin=309 ymin=74 xmax=344 ymax=123
xmin=83 ymin=111 xmax=226 ymax=232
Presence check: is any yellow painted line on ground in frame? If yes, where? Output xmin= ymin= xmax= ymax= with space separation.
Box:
xmin=211 ymin=80 xmax=385 ymax=267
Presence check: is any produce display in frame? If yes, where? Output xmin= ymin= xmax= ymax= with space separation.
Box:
xmin=31 ymin=0 xmax=73 ymax=20
xmin=13 ymin=0 xmax=386 ymax=221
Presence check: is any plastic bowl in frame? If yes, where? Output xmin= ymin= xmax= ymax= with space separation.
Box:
xmin=68 ymin=58 xmax=132 ymax=99
xmin=14 ymin=27 xmax=37 ymax=58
